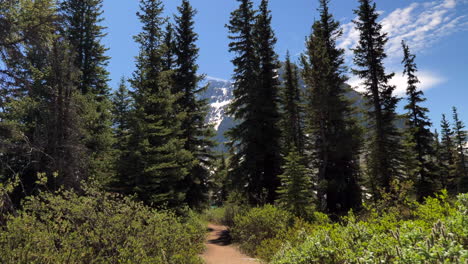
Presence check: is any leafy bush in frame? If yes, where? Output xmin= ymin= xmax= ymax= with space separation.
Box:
xmin=202 ymin=207 xmax=226 ymax=224
xmin=270 ymin=193 xmax=468 ymax=264
xmin=0 ymin=184 xmax=205 ymax=264
xmin=231 ymin=205 xmax=295 ymax=256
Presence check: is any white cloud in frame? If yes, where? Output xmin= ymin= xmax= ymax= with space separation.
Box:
xmin=349 ymin=70 xmax=445 ymax=96
xmin=206 ymin=76 xmax=230 ymax=83
xmin=339 ymin=0 xmax=468 ymax=59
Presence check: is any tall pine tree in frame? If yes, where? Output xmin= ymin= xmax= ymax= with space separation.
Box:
xmin=401 ymin=40 xmax=436 ymax=199
xmin=276 ymin=149 xmax=313 ymax=219
xmin=111 ymin=77 xmax=133 ymax=191
xmin=173 ymin=0 xmax=215 ymax=209
xmin=352 ymin=0 xmax=401 ymax=197
xmin=61 ymin=0 xmax=114 ymax=185
xmin=280 ymin=51 xmax=304 ymax=153
xmin=452 ymin=107 xmax=467 ymax=192
xmin=440 ymin=114 xmax=457 ymax=193
xmin=302 ymin=0 xmax=362 ymax=215
xmin=126 ymin=0 xmax=192 ymax=207
xmin=226 ymin=0 xmax=282 ymax=204
xmin=252 ymin=0 xmax=282 ymax=204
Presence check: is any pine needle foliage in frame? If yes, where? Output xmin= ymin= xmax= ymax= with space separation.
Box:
xmin=173 ymin=0 xmax=216 ymax=209
xmin=302 ymin=0 xmax=362 ymax=214
xmin=352 ymin=0 xmax=402 ymax=197
xmin=276 ymin=149 xmax=314 ymax=219
xmin=125 ymin=0 xmax=192 ymax=207
xmin=401 ymin=40 xmax=436 ymax=199
xmin=226 ymin=0 xmax=282 ymax=205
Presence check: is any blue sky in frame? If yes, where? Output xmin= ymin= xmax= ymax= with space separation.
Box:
xmin=102 ymin=0 xmax=468 ymax=127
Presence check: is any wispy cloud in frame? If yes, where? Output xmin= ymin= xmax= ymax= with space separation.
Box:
xmin=341 ymin=0 xmax=467 ymax=94
xmin=348 ymin=70 xmax=445 ymax=96
xmin=339 ymin=0 xmax=468 ymax=59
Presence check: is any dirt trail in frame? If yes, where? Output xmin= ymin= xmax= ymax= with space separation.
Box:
xmin=201 ymin=223 xmax=260 ymax=264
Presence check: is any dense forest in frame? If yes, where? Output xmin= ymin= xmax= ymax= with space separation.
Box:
xmin=0 ymin=0 xmax=467 ymax=263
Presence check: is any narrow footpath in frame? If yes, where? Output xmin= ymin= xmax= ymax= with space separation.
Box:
xmin=201 ymin=223 xmax=259 ymax=264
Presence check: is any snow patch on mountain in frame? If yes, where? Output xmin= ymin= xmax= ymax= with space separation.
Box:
xmin=202 ymin=77 xmax=234 ymax=130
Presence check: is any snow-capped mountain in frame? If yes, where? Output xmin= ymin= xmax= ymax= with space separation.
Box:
xmin=201 ymin=77 xmax=233 ymax=130
xmin=200 ymin=74 xmax=368 ymax=151
xmin=201 ymin=77 xmax=236 ymax=151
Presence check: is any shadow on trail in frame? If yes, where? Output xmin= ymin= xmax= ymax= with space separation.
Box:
xmin=208 ymin=228 xmax=232 ymax=246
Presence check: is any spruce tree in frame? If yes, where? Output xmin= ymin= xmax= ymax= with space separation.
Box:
xmin=280 ymin=51 xmax=304 ymax=153
xmin=432 ymin=129 xmax=444 ymax=189
xmin=276 ymin=149 xmax=314 ymax=219
xmin=352 ymin=0 xmax=401 ymax=197
xmin=1 ymin=1 xmax=86 ymax=196
xmin=112 ymin=78 xmax=133 ymax=147
xmin=251 ymin=0 xmax=282 ymax=203
xmin=42 ymin=37 xmax=87 ymax=189
xmin=452 ymin=107 xmax=467 ymax=192
xmin=162 ymin=23 xmax=176 ymax=71
xmin=226 ymin=0 xmax=275 ymax=204
xmin=173 ymin=0 xmax=215 ymax=209
xmin=401 ymin=40 xmax=436 ymax=199
xmin=440 ymin=114 xmax=457 ymax=193
xmin=301 ymin=0 xmax=362 ymax=214
xmin=61 ymin=0 xmax=114 ymax=185
xmin=111 ymin=78 xmax=133 ymax=191
xmin=127 ymin=0 xmax=192 ymax=207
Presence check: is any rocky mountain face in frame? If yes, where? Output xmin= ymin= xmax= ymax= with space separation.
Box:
xmin=201 ymin=72 xmax=404 ymax=152
xmin=201 ymin=77 xmax=366 ymax=152
xmin=200 ymin=77 xmax=236 ymax=151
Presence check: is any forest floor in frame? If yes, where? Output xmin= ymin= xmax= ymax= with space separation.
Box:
xmin=201 ymin=223 xmax=260 ymax=264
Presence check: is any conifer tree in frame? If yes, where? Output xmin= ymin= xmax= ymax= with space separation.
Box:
xmin=173 ymin=0 xmax=215 ymax=209
xmin=227 ymin=0 xmax=281 ymax=204
xmin=42 ymin=37 xmax=87 ymax=189
xmin=112 ymin=78 xmax=133 ymax=146
xmin=127 ymin=0 xmax=192 ymax=207
xmin=251 ymin=0 xmax=282 ymax=203
xmin=432 ymin=129 xmax=444 ymax=189
xmin=1 ymin=1 xmax=87 ymax=195
xmin=301 ymin=0 xmax=362 ymax=214
xmin=162 ymin=23 xmax=176 ymax=71
xmin=280 ymin=51 xmax=304 ymax=153
xmin=352 ymin=0 xmax=401 ymax=197
xmin=452 ymin=107 xmax=467 ymax=192
xmin=111 ymin=78 xmax=133 ymax=190
xmin=440 ymin=114 xmax=457 ymax=193
xmin=401 ymin=40 xmax=435 ymax=199
xmin=61 ymin=0 xmax=114 ymax=184
xmin=276 ymin=149 xmax=313 ymax=219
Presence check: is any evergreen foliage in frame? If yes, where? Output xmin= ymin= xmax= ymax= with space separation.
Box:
xmin=276 ymin=149 xmax=314 ymax=219
xmin=226 ymin=0 xmax=282 ymax=205
xmin=280 ymin=52 xmax=304 ymax=153
xmin=0 ymin=0 xmax=87 ymax=195
xmin=352 ymin=0 xmax=402 ymax=197
xmin=125 ymin=0 xmax=192 ymax=207
xmin=302 ymin=0 xmax=362 ymax=214
xmin=61 ymin=0 xmax=114 ymax=185
xmin=162 ymin=23 xmax=176 ymax=71
xmin=452 ymin=107 xmax=467 ymax=192
xmin=401 ymin=40 xmax=436 ymax=199
xmin=252 ymin=0 xmax=283 ymax=203
xmin=440 ymin=114 xmax=457 ymax=193
xmin=173 ymin=0 xmax=215 ymax=209
xmin=111 ymin=78 xmax=133 ymax=191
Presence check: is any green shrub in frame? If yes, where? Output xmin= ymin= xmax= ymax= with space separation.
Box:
xmin=0 ymin=185 xmax=205 ymax=264
xmin=202 ymin=207 xmax=226 ymax=224
xmin=231 ymin=205 xmax=295 ymax=256
xmin=270 ymin=194 xmax=468 ymax=264
xmin=220 ymin=191 xmax=249 ymax=227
